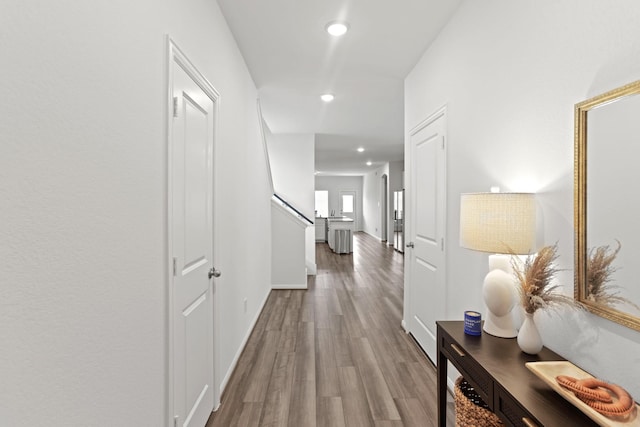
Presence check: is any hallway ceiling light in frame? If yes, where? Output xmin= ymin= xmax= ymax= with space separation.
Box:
xmin=366 ymin=161 xmax=372 ymax=166
xmin=321 ymin=93 xmax=334 ymax=102
xmin=357 ymin=147 xmax=365 ymax=152
xmin=325 ymin=21 xmax=349 ymax=37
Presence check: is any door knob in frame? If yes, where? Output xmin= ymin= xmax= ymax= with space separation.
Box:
xmin=208 ymin=268 xmax=221 ymax=279
xmin=406 ymin=242 xmax=414 ymax=248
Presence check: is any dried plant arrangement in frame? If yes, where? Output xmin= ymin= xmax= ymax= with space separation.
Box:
xmin=587 ymin=240 xmax=639 ymax=311
xmin=512 ymin=243 xmax=578 ymax=314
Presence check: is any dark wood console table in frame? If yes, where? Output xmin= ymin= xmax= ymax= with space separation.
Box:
xmin=437 ymin=321 xmax=598 ymax=427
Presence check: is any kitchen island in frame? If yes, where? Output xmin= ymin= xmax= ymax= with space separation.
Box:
xmin=327 ymin=217 xmax=354 ymax=254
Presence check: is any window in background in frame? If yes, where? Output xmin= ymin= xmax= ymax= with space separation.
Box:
xmin=341 ymin=194 xmax=354 ymax=213
xmin=315 ymin=190 xmax=328 ymax=217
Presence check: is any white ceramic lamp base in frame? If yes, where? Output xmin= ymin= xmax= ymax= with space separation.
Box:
xmin=482 ymin=268 xmax=517 ymax=338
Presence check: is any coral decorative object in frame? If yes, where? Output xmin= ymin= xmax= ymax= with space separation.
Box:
xmin=556 ymin=375 xmax=636 ymax=418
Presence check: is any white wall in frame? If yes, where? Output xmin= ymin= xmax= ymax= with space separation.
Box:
xmin=267 ymin=133 xmax=315 ymax=219
xmin=362 ymin=162 xmax=404 ymax=242
xmin=388 ymin=161 xmax=404 ymax=244
xmin=405 ymin=0 xmax=640 ymax=397
xmin=0 ymin=1 xmax=272 ymax=425
xmin=362 ymin=166 xmax=388 ymax=239
xmin=315 ymin=176 xmax=364 ymax=231
xmin=271 ymin=201 xmax=307 ymax=288
xmin=265 ymin=132 xmax=316 ymax=274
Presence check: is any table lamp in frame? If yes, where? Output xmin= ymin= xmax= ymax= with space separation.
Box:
xmin=459 ymin=192 xmax=536 ymax=338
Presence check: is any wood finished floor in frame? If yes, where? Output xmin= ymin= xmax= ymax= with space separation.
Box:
xmin=206 ymin=232 xmax=452 ymax=427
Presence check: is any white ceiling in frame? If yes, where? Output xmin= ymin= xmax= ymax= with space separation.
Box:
xmin=216 ymin=0 xmax=462 ymax=175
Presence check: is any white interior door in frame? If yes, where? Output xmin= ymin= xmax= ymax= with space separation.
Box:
xmin=169 ymin=40 xmax=219 ymax=427
xmin=406 ymin=110 xmax=447 ymax=364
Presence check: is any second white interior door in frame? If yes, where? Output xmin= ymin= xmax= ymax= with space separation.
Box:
xmin=406 ymin=110 xmax=447 ymax=364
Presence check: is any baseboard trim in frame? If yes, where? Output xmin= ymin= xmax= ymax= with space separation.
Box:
xmin=217 ymin=289 xmax=271 ymax=402
xmin=272 ymin=283 xmax=307 ymax=290
xmin=361 ymin=230 xmax=386 ymax=243
xmin=306 ymin=261 xmax=317 ymax=276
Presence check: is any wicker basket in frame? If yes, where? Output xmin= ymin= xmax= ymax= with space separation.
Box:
xmin=454 ymin=376 xmax=504 ymax=427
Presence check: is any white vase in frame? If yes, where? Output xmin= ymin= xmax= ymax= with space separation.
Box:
xmin=517 ymin=312 xmax=543 ymax=354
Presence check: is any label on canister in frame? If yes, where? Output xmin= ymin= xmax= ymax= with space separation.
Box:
xmin=464 ymin=311 xmax=482 ymax=336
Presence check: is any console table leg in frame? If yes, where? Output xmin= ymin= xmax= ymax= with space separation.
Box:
xmin=437 ymin=349 xmax=448 ymax=426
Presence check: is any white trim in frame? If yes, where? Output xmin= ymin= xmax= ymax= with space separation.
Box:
xmin=409 ymin=104 xmax=447 ymax=137
xmin=256 ymin=99 xmax=274 ymax=194
xmin=215 ymin=289 xmax=271 ymax=404
xmin=306 ymin=261 xmax=317 ymax=275
xmin=165 ymin=35 xmax=174 ymax=427
xmin=403 ymin=104 xmax=448 ymax=365
xmin=380 ymin=173 xmax=388 ymax=242
xmin=338 ymin=189 xmax=358 ymax=230
xmin=361 ymin=230 xmax=381 ymax=240
xmin=272 ymin=284 xmax=308 ymax=290
xmin=401 ymin=319 xmax=408 ymax=332
xmin=166 ymin=35 xmax=221 ymax=427
xmin=169 ymin=40 xmax=220 ymax=102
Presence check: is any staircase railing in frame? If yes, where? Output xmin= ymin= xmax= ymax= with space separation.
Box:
xmin=272 ymin=194 xmax=314 ymax=225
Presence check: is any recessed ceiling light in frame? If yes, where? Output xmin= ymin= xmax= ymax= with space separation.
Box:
xmin=326 ymin=21 xmax=349 ymax=37
xmin=366 ymin=161 xmax=372 ymax=166
xmin=357 ymin=147 xmax=365 ymax=152
xmin=321 ymin=93 xmax=334 ymax=102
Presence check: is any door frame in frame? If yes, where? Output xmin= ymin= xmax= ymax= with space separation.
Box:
xmin=338 ymin=189 xmax=357 ymax=229
xmin=403 ymin=106 xmax=448 ymax=346
xmin=381 ymin=174 xmax=388 ymax=242
xmin=166 ymin=36 xmax=221 ymax=426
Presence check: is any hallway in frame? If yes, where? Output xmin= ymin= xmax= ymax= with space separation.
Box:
xmin=207 ymin=232 xmax=442 ymax=426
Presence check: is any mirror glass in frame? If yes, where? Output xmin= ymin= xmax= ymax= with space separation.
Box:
xmin=575 ymin=80 xmax=640 ymax=331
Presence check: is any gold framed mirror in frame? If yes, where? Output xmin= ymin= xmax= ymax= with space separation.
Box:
xmin=575 ymin=79 xmax=640 ymax=331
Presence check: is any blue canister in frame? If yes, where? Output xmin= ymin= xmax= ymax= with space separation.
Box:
xmin=464 ymin=311 xmax=482 ymax=336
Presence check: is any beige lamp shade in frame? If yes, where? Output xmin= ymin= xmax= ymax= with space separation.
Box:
xmin=459 ymin=192 xmax=536 ymax=255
